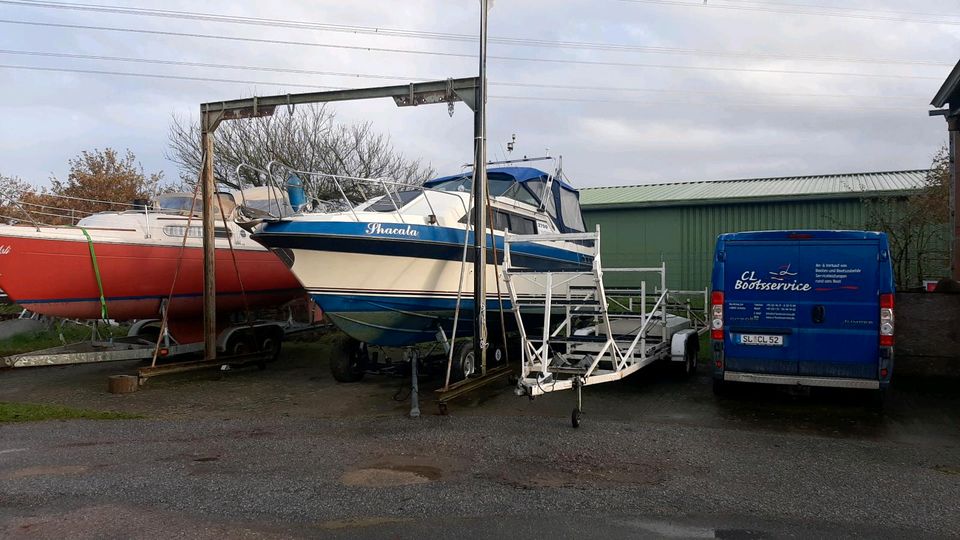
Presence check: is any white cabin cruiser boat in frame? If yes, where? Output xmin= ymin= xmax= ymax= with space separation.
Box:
xmin=251 ymin=165 xmax=594 ymax=347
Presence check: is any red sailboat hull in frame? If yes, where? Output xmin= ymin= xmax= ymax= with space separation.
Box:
xmin=0 ymin=232 xmax=303 ymax=322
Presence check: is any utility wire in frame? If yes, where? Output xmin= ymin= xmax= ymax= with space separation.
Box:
xmin=0 ymin=19 xmax=944 ymax=81
xmin=0 ymin=49 xmax=928 ymax=101
xmin=0 ymin=0 xmax=951 ymax=67
xmin=616 ymin=0 xmax=960 ymax=25
xmin=717 ymin=0 xmax=952 ymax=19
xmin=0 ymin=63 xmax=926 ymax=112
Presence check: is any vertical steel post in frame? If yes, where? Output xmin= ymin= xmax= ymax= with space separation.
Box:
xmin=201 ymin=112 xmax=217 ymax=360
xmin=472 ymin=0 xmax=489 ymax=374
xmin=949 ymin=116 xmax=960 ymax=281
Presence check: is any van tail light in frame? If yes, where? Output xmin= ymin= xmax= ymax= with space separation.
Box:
xmin=879 ymin=293 xmax=894 ymax=347
xmin=711 ymin=291 xmax=724 ymax=340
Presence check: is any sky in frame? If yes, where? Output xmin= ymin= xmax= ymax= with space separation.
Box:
xmin=0 ymin=0 xmax=958 ymax=190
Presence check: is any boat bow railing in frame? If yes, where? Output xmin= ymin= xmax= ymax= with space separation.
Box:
xmin=259 ymin=163 xmax=471 ymax=225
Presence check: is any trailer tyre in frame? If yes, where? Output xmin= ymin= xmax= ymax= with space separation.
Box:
xmin=451 ymin=342 xmax=476 ymax=381
xmin=330 ymin=338 xmax=367 ymax=383
xmin=571 ymin=407 xmax=582 ymax=428
xmin=226 ymin=334 xmax=251 ymax=356
xmin=682 ymin=344 xmax=698 ymax=377
xmin=260 ymin=329 xmax=283 ymax=363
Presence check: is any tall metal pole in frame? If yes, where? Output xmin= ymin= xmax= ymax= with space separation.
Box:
xmin=201 ymin=111 xmax=217 ymax=360
xmin=472 ymin=0 xmax=489 ymax=374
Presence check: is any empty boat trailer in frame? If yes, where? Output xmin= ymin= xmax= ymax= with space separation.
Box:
xmin=504 ymin=227 xmax=708 ymax=427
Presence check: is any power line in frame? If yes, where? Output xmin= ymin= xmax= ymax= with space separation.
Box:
xmin=0 ymin=0 xmax=951 ymax=67
xmin=718 ymin=0 xmax=953 ymax=19
xmin=0 ymin=49 xmax=929 ymax=101
xmin=0 ymin=63 xmax=926 ymax=112
xmin=0 ymin=19 xmax=944 ymax=82
xmin=616 ymin=0 xmax=960 ymax=25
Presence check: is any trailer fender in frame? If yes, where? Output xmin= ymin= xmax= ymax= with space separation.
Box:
xmin=127 ymin=319 xmax=161 ymax=338
xmin=217 ymin=322 xmax=285 ymax=352
xmin=671 ymin=329 xmax=699 ymax=362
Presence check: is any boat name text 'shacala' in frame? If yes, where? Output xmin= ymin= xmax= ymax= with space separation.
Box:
xmin=0 ymin=245 xmax=10 ymax=255
xmin=365 ymin=223 xmax=419 ymax=238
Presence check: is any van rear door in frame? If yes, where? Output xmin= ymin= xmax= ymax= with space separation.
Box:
xmin=796 ymin=240 xmax=880 ymax=379
xmin=722 ymin=240 xmax=801 ymax=376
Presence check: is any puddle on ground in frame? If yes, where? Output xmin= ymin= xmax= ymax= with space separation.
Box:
xmin=341 ymin=464 xmax=442 ymax=487
xmin=4 ymin=465 xmax=88 ymax=479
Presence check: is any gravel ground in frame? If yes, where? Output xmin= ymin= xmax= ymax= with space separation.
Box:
xmin=0 ymin=342 xmax=958 ymax=538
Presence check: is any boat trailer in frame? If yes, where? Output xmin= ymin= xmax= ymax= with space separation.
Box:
xmin=503 ymin=227 xmax=708 ymax=427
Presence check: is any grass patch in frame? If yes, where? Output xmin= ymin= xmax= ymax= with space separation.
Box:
xmin=0 ymin=321 xmax=128 ymax=357
xmin=0 ymin=402 xmax=142 ymax=423
xmin=0 ymin=302 xmax=23 ymax=317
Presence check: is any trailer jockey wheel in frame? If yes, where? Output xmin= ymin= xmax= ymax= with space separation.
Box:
xmin=571 ymin=376 xmax=583 ymax=428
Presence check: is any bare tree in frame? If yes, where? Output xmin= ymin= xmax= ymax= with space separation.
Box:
xmin=862 ymin=146 xmax=951 ymax=289
xmin=166 ymin=105 xmax=434 ymax=203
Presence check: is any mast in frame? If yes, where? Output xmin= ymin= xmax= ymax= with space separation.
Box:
xmin=472 ymin=0 xmax=489 ymax=373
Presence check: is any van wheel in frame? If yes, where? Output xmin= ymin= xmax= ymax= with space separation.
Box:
xmin=712 ymin=378 xmax=730 ymax=397
xmin=869 ymin=388 xmax=888 ymax=411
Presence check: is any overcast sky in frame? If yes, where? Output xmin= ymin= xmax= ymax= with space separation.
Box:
xmin=1 ymin=0 xmax=958 ymax=189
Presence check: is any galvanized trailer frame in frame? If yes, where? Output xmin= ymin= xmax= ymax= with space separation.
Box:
xmin=2 ymin=318 xmax=317 ymax=370
xmin=503 ymin=226 xmax=707 ymax=427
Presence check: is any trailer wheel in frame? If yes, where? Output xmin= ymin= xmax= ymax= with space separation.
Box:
xmin=260 ymin=330 xmax=283 ymax=363
xmin=682 ymin=344 xmax=697 ymax=377
xmin=330 ymin=338 xmax=367 ymax=383
xmin=571 ymin=407 xmax=582 ymax=428
xmin=451 ymin=342 xmax=475 ymax=381
xmin=226 ymin=333 xmax=251 ymax=356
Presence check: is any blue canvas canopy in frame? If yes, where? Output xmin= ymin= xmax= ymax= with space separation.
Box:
xmin=423 ymin=167 xmax=585 ymax=233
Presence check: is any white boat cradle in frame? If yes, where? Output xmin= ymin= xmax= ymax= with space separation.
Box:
xmin=503 ymin=226 xmax=709 ymax=427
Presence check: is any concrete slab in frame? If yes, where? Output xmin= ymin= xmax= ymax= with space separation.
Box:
xmin=0 ymin=318 xmax=45 ymax=340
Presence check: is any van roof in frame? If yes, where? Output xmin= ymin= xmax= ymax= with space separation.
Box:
xmin=717 ymin=230 xmax=888 ymax=243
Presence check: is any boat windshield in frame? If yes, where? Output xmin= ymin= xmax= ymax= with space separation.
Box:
xmin=157 ymin=193 xmax=236 ymax=216
xmin=364 ymin=190 xmax=422 ymax=212
xmin=430 ymin=177 xmax=538 ymax=206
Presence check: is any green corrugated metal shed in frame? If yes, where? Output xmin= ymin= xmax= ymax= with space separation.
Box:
xmin=580 ymin=170 xmax=930 ymax=291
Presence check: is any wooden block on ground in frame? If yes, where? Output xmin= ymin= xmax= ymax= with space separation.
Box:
xmin=107 ymin=375 xmax=139 ymax=394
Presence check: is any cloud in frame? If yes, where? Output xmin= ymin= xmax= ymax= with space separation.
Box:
xmin=0 ymin=0 xmax=954 ymax=189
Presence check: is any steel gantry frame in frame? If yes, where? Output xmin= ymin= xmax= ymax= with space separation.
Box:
xmin=197 ymin=76 xmax=482 ymax=360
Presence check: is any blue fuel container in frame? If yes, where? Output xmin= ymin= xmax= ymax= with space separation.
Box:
xmin=286 ymin=174 xmax=307 ymax=212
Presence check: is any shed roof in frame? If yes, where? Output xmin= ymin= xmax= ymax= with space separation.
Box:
xmin=580 ymin=170 xmax=929 ymax=209
xmin=932 ymin=58 xmax=960 ymax=110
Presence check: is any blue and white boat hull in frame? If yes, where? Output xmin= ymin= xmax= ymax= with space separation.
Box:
xmin=253 ymin=220 xmax=591 ymax=346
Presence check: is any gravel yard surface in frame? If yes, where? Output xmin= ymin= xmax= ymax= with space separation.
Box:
xmin=1 ymin=342 xmax=957 ymax=538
